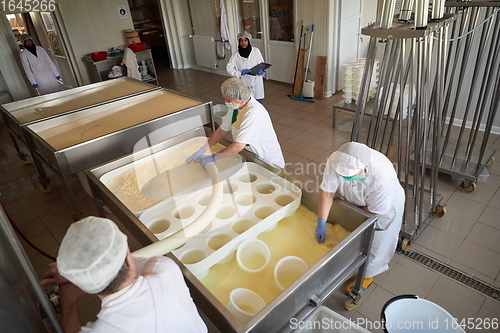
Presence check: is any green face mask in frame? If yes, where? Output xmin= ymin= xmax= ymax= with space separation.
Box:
xmin=340 ymin=173 xmax=366 ymax=181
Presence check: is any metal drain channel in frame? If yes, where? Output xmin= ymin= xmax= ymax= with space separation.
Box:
xmin=397 ymin=249 xmax=500 ymax=302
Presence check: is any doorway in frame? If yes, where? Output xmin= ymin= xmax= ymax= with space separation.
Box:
xmin=238 ymin=0 xmax=296 ymax=83
xmin=5 ymin=10 xmax=79 ymax=91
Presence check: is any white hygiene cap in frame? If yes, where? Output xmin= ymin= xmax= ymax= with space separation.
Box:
xmin=221 ymin=78 xmax=252 ymax=103
xmin=20 ymin=34 xmax=32 ymax=43
xmin=237 ymin=31 xmax=252 ymax=42
xmin=57 ymin=216 xmax=128 ymax=294
xmin=331 ymin=142 xmax=371 ymax=177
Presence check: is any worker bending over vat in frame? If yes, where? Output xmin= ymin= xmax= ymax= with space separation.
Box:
xmin=41 ymin=217 xmax=207 ymax=333
xmin=186 ymin=78 xmax=284 ymax=168
xmin=316 ymin=142 xmax=405 ymax=293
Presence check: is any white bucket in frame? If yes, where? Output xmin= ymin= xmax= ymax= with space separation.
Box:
xmin=302 ymin=80 xmax=315 ymax=98
xmin=274 ymin=256 xmax=308 ymax=290
xmin=227 ymin=288 xmax=266 ymax=325
xmin=236 ymin=239 xmax=270 ymax=273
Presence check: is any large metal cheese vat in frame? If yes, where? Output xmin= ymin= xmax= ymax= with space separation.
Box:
xmin=23 ymin=90 xmax=212 ymax=219
xmin=84 ymin=128 xmax=377 ymax=332
xmin=0 ymin=78 xmax=160 ymax=191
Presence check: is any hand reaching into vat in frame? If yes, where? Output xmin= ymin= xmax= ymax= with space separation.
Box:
xmin=315 ymin=219 xmax=326 ymax=243
xmin=186 ymin=147 xmax=206 ymax=163
xmin=41 ymin=262 xmax=69 ymax=286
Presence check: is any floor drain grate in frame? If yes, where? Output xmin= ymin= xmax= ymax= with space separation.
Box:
xmin=397 ymin=249 xmax=500 ymax=302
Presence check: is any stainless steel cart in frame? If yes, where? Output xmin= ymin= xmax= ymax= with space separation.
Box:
xmin=23 ymin=89 xmax=212 ymax=220
xmin=84 ymin=128 xmax=378 ymax=332
xmin=0 ymin=77 xmax=160 ymax=192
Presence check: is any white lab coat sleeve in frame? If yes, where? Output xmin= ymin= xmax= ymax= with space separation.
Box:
xmin=320 ymin=155 xmax=340 ymax=193
xmin=226 ymin=52 xmax=242 ymax=78
xmin=20 ymin=51 xmax=37 ymax=85
xmin=38 ymin=47 xmax=60 ymax=77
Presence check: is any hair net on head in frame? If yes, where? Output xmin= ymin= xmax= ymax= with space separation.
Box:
xmin=57 ymin=216 xmax=128 ymax=294
xmin=237 ymin=31 xmax=252 ymax=43
xmin=331 ymin=142 xmax=371 ymax=177
xmin=20 ymin=34 xmax=32 ymax=43
xmin=221 ymin=78 xmax=252 ymax=103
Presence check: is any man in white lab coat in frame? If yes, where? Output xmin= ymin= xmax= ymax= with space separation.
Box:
xmin=19 ymin=34 xmax=61 ymax=95
xmin=316 ymin=142 xmax=405 ymax=293
xmin=226 ymin=31 xmax=266 ymax=102
xmin=41 ymin=216 xmax=207 ymax=333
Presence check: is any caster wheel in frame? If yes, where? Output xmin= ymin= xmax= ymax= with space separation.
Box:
xmin=36 ymin=182 xmax=51 ymax=193
xmin=486 ymin=157 xmax=494 ymax=167
xmin=432 ymin=205 xmax=446 ymax=218
xmin=459 ymin=181 xmax=476 ymax=193
xmin=344 ymin=299 xmax=357 ymax=310
xmin=400 ymin=238 xmax=411 ymax=252
xmin=20 ymin=155 xmax=32 ymax=165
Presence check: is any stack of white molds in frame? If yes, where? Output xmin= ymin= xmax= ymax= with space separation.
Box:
xmin=342 ymin=58 xmax=379 ymax=104
xmin=100 ymin=136 xmax=240 ymax=216
xmin=139 ymin=162 xmax=302 ymax=279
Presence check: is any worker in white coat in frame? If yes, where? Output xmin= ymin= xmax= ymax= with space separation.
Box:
xmin=316 ymin=142 xmax=405 ymax=293
xmin=19 ymin=34 xmax=61 ymax=95
xmin=41 ymin=217 xmax=207 ymax=333
xmin=186 ymin=78 xmax=284 ymax=168
xmin=226 ymin=31 xmax=266 ymax=103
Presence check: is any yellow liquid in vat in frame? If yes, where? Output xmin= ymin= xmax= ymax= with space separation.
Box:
xmin=241 ymin=256 xmax=266 ymax=270
xmin=279 ymin=273 xmax=302 ymax=289
xmin=200 ymin=205 xmax=351 ymax=306
xmin=238 ymin=305 xmax=257 ymax=314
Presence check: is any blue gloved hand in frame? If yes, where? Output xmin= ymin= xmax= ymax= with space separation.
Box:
xmin=257 ymin=69 xmax=266 ymax=76
xmin=315 ymin=218 xmax=327 ymax=243
xmin=56 ymin=76 xmax=61 ymax=80
xmin=241 ymin=69 xmax=251 ymax=75
xmin=32 ymin=84 xmax=39 ymax=88
xmin=186 ymin=147 xmax=206 ymax=163
xmin=199 ymin=154 xmax=216 ymax=169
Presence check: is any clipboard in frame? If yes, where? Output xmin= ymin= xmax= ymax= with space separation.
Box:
xmin=248 ymin=62 xmax=272 ymax=76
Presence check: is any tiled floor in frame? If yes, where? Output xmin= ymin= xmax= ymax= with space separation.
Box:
xmin=1 ymin=64 xmax=499 ymax=332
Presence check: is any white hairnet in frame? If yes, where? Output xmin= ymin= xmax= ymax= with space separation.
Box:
xmin=57 ymin=216 xmax=128 ymax=294
xmin=332 ymin=142 xmax=371 ymax=177
xmin=221 ymin=78 xmax=252 ymax=103
xmin=237 ymin=31 xmax=252 ymax=42
xmin=20 ymin=34 xmax=32 ymax=43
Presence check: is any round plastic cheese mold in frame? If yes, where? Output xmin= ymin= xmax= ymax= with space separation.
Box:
xmin=139 ymin=162 xmax=302 ymax=279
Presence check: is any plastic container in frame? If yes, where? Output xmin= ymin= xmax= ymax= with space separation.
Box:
xmin=89 ymin=51 xmax=107 ymax=62
xmin=227 ymin=288 xmax=266 ymax=325
xmin=302 ymin=80 xmax=315 ymax=98
xmin=292 ymin=306 xmax=370 ymax=332
xmin=128 ymin=42 xmax=147 ymax=53
xmin=274 ymin=256 xmax=308 ymax=290
xmin=236 ymin=239 xmax=271 ymax=273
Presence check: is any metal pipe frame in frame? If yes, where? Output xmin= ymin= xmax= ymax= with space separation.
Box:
xmin=464 ymin=11 xmax=500 ymax=170
xmin=440 ymin=7 xmax=478 ymax=164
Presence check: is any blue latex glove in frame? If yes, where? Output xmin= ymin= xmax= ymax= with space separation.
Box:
xmin=186 ymin=147 xmax=206 ymax=163
xmin=32 ymin=84 xmax=39 ymax=88
xmin=56 ymin=76 xmax=61 ymax=80
xmin=315 ymin=218 xmax=327 ymax=243
xmin=257 ymin=69 xmax=266 ymax=76
xmin=241 ymin=69 xmax=251 ymax=75
xmin=199 ymin=154 xmax=216 ymax=169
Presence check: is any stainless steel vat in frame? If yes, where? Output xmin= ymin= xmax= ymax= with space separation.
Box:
xmin=84 ymin=128 xmax=377 ymax=333
xmin=0 ymin=78 xmax=160 ymax=190
xmin=24 ymin=90 xmax=212 ymax=219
